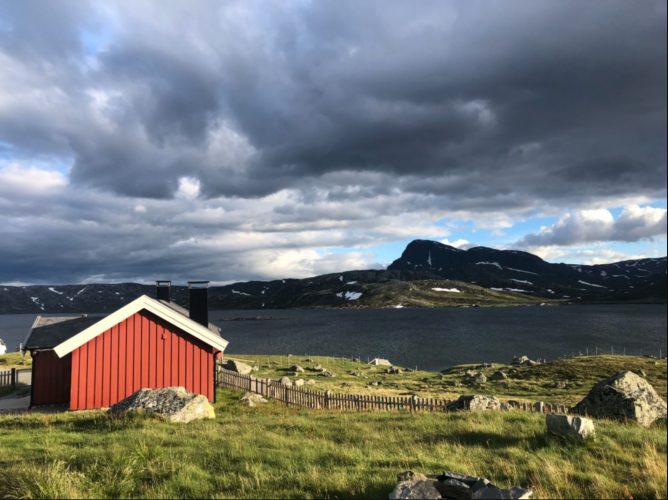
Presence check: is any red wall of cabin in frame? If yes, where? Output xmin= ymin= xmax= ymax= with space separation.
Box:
xmin=68 ymin=310 xmax=217 ymax=410
xmin=31 ymin=350 xmax=72 ymax=406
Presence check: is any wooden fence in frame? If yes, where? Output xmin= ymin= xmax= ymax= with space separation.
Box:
xmin=0 ymin=368 xmax=17 ymax=391
xmin=216 ymin=369 xmax=570 ymax=414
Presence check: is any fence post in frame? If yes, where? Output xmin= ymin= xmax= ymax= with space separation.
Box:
xmin=325 ymin=390 xmax=331 ymax=410
xmin=11 ymin=368 xmax=16 ymax=390
xmin=411 ymin=395 xmax=417 ymax=412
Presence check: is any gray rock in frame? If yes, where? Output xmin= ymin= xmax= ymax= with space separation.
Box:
xmin=397 ymin=471 xmax=428 ymax=482
xmin=370 ymin=358 xmax=393 ymax=366
xmin=224 ymin=359 xmax=253 ymax=375
xmin=511 ymin=355 xmax=538 ymax=366
xmin=108 ymin=387 xmax=214 ymax=423
xmin=240 ymin=392 xmax=268 ymax=407
xmin=573 ymin=370 xmax=667 ymax=427
xmin=279 ymin=376 xmax=292 ymax=386
xmin=437 ymin=471 xmax=483 ymax=486
xmin=387 ymin=366 xmax=403 ymax=374
xmin=389 ymin=480 xmax=442 ymax=499
xmin=546 ymin=414 xmax=595 ymax=441
xmin=490 ymin=370 xmax=508 ymax=381
xmin=435 ymin=478 xmax=470 ymax=500
xmin=319 ymin=370 xmax=336 ymax=378
xmin=448 ymin=395 xmax=501 ymax=412
xmin=294 ymin=379 xmax=305 ymax=387
xmin=472 ymin=486 xmax=533 ymax=499
xmin=290 ymin=364 xmax=305 ymax=373
xmin=305 ymin=379 xmax=316 ymax=385
xmin=471 ymin=479 xmax=492 ymax=491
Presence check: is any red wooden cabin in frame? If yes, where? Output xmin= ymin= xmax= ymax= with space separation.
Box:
xmin=24 ymin=281 xmax=228 ymax=410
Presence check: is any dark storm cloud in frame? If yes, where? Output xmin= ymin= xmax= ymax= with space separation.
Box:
xmin=0 ymin=0 xmax=666 ymax=284
xmin=0 ymin=0 xmax=665 ymax=204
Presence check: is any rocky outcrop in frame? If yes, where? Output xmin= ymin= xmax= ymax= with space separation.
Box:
xmin=463 ymin=371 xmax=487 ymax=385
xmin=370 ymin=358 xmax=393 ymax=366
xmin=573 ymin=370 xmax=667 ymax=427
xmin=279 ymin=376 xmax=292 ymax=386
xmin=489 ymin=370 xmax=508 ymax=381
xmin=109 ymin=387 xmax=214 ymax=423
xmin=447 ymin=395 xmax=501 ymax=412
xmin=389 ymin=470 xmax=532 ymax=499
xmin=224 ymin=359 xmax=253 ymax=375
xmin=290 ymin=364 xmax=305 ymax=373
xmin=389 ymin=479 xmax=442 ymax=499
xmin=240 ymin=392 xmax=267 ymax=407
xmin=511 ymin=355 xmax=540 ymax=366
xmin=546 ymin=414 xmax=595 ymax=441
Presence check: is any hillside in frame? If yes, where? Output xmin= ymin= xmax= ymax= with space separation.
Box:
xmin=389 ymin=240 xmax=667 ymax=302
xmin=0 ymin=240 xmax=664 ymax=313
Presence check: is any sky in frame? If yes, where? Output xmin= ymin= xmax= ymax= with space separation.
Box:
xmin=0 ymin=0 xmax=666 ymax=285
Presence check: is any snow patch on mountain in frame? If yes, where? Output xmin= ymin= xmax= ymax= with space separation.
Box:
xmin=578 ymin=280 xmax=608 ymax=289
xmin=476 ymin=262 xmax=503 ymax=269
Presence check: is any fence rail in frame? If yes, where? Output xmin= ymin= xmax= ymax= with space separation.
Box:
xmin=216 ymin=368 xmax=570 ymax=414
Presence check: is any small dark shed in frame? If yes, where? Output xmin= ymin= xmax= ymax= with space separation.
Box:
xmin=24 ymin=282 xmax=228 ymax=410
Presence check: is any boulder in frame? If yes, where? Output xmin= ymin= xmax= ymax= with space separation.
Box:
xmin=463 ymin=371 xmax=487 ymax=385
xmin=290 ymin=364 xmax=305 ymax=373
xmin=435 ymin=478 xmax=471 ymax=499
xmin=108 ymin=387 xmax=214 ymax=423
xmin=387 ymin=366 xmax=403 ymax=374
xmin=573 ymin=370 xmax=667 ymax=427
xmin=512 ymin=355 xmax=538 ymax=366
xmin=224 ymin=359 xmax=253 ymax=375
xmin=546 ymin=414 xmax=595 ymax=441
xmin=397 ymin=471 xmax=428 ymax=482
xmin=294 ymin=379 xmax=305 ymax=387
xmin=319 ymin=370 xmax=336 ymax=378
xmin=489 ymin=370 xmax=508 ymax=381
xmin=448 ymin=395 xmax=501 ymax=412
xmin=472 ymin=486 xmax=533 ymax=499
xmin=389 ymin=480 xmax=441 ymax=499
xmin=279 ymin=376 xmax=292 ymax=386
xmin=306 ymin=379 xmax=316 ymax=385
xmin=369 ymin=358 xmax=393 ymax=366
xmin=240 ymin=392 xmax=268 ymax=407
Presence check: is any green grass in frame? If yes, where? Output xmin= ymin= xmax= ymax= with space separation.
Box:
xmin=1 ymin=353 xmax=666 ymax=498
xmin=0 ymin=389 xmax=665 ymax=499
xmin=230 ymin=354 xmax=667 ymax=406
xmin=0 ymin=351 xmax=32 ymax=370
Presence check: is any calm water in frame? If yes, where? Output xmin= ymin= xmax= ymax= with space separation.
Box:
xmin=1 ymin=305 xmax=665 ymax=371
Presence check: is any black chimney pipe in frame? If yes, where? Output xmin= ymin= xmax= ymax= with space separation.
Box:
xmin=188 ymin=281 xmax=209 ymax=327
xmin=156 ymin=280 xmax=171 ymax=302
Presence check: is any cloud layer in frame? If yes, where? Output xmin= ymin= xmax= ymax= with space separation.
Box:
xmin=0 ymin=1 xmax=666 ymax=283
xmin=519 ymin=206 xmax=667 ymax=247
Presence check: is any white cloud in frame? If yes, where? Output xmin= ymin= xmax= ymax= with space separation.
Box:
xmin=0 ymin=163 xmax=67 ymax=195
xmin=175 ymin=176 xmax=201 ymax=200
xmin=519 ymin=205 xmax=666 ymax=246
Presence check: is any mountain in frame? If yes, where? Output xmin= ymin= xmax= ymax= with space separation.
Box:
xmin=0 ymin=240 xmax=664 ymax=313
xmin=388 ymin=239 xmax=667 ymax=302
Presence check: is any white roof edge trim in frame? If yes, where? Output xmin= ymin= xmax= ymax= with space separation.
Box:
xmin=53 ymin=295 xmax=228 ymax=358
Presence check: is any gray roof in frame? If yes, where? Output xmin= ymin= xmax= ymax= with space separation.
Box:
xmin=24 ymin=315 xmax=103 ymax=349
xmin=24 ymin=302 xmax=222 ymax=350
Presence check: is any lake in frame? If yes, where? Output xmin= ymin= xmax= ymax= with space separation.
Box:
xmin=1 ymin=304 xmax=665 ymax=371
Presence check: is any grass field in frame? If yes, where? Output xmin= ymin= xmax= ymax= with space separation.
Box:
xmin=1 ymin=353 xmax=666 ymax=498
xmin=0 ymin=388 xmax=666 ymax=499
xmin=229 ymin=354 xmax=667 ymax=406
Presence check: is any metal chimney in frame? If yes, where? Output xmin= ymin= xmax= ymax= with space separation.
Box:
xmin=188 ymin=281 xmax=209 ymax=327
xmin=156 ymin=280 xmax=171 ymax=302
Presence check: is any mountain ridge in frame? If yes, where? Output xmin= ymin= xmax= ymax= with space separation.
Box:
xmin=0 ymin=240 xmax=665 ymax=313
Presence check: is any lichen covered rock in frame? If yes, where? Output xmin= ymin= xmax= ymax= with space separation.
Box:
xmin=109 ymin=387 xmax=214 ymax=423
xmin=573 ymin=370 xmax=667 ymax=427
